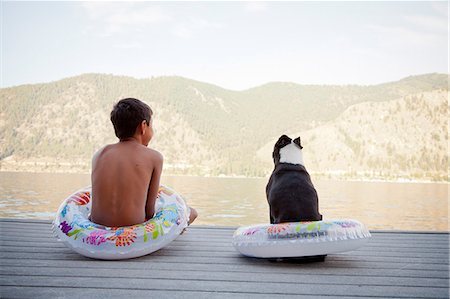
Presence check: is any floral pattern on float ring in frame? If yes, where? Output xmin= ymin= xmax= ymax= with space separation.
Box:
xmin=335 ymin=221 xmax=357 ymax=228
xmin=154 ymin=205 xmax=179 ymax=223
xmin=267 ymin=224 xmax=290 ymax=235
xmin=107 ymin=227 xmax=137 ymax=247
xmin=68 ymin=192 xmax=90 ymax=206
xmin=243 ymin=227 xmax=260 ymax=235
xmin=145 ymin=222 xmax=156 ymax=233
xmin=84 ymin=230 xmax=109 ymax=246
xmin=61 ymin=205 xmax=70 ymax=217
xmin=59 ymin=221 xmax=73 ymax=235
xmin=71 ymin=214 xmax=94 ymax=229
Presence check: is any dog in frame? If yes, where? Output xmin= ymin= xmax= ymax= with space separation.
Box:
xmin=266 ymin=135 xmax=322 ymax=224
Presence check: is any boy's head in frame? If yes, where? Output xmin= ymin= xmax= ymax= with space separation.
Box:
xmin=110 ymin=98 xmax=153 ymax=141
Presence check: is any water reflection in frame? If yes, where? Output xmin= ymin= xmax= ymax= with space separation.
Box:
xmin=0 ymin=172 xmax=448 ymax=231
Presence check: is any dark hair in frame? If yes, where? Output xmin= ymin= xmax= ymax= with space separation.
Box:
xmin=110 ymin=98 xmax=153 ymax=140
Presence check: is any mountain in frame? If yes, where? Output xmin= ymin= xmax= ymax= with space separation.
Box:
xmin=0 ymin=73 xmax=448 ymax=181
xmin=257 ymin=89 xmax=448 ymax=181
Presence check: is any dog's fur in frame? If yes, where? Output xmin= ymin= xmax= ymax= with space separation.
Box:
xmin=266 ymin=135 xmax=322 ymax=224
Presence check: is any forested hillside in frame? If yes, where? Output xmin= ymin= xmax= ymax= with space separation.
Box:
xmin=0 ymin=73 xmax=448 ymax=181
xmin=258 ymin=89 xmax=448 ymax=181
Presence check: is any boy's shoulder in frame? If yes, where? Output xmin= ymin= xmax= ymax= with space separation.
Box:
xmin=93 ymin=143 xmax=163 ymax=164
xmin=144 ymin=147 xmax=163 ymax=163
xmin=126 ymin=143 xmax=163 ymax=163
xmin=92 ymin=144 xmax=111 ymax=159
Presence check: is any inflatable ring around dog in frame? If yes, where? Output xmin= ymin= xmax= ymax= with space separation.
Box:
xmin=232 ymin=219 xmax=371 ymax=258
xmin=53 ymin=185 xmax=189 ymax=260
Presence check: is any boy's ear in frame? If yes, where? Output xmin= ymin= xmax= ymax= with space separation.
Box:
xmin=293 ymin=137 xmax=303 ymax=149
xmin=140 ymin=120 xmax=147 ymax=134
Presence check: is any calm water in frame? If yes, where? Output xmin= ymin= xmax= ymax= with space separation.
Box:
xmin=0 ymin=172 xmax=448 ymax=231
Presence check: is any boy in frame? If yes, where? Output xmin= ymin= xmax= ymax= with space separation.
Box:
xmin=90 ymin=98 xmax=197 ymax=227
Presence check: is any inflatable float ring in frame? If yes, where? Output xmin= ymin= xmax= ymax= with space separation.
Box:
xmin=53 ymin=185 xmax=189 ymax=260
xmin=232 ymin=219 xmax=371 ymax=258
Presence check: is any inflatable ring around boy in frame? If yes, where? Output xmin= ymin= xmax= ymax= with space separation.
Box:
xmin=53 ymin=185 xmax=189 ymax=260
xmin=232 ymin=220 xmax=371 ymax=258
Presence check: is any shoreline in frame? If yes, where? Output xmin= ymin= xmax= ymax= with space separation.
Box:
xmin=0 ymin=169 xmax=448 ymax=184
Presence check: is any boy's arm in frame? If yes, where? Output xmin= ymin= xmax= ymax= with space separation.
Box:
xmin=145 ymin=152 xmax=163 ymax=220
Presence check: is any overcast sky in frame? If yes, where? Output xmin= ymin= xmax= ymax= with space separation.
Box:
xmin=1 ymin=1 xmax=448 ymax=90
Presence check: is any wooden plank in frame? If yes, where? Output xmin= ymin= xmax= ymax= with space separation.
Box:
xmin=1 ymin=258 xmax=446 ymax=280
xmin=0 ymin=251 xmax=447 ymax=271
xmin=2 ymin=239 xmax=448 ymax=253
xmin=1 ymin=246 xmax=448 ymax=265
xmin=2 ymin=241 xmax=447 ymax=256
xmin=1 ymin=275 xmax=447 ymax=298
xmin=0 ymin=255 xmax=447 ymax=276
xmin=0 ymin=286 xmax=392 ymax=299
xmin=1 ymin=265 xmax=448 ymax=287
xmin=1 ymin=243 xmax=448 ymax=260
xmin=0 ymin=218 xmax=52 ymax=224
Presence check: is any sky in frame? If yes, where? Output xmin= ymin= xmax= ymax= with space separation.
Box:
xmin=1 ymin=1 xmax=448 ymax=90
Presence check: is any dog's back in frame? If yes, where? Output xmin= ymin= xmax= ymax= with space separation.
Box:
xmin=267 ymin=163 xmax=322 ymax=224
xmin=266 ymin=135 xmax=322 ymax=224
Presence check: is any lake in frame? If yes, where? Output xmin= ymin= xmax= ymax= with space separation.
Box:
xmin=0 ymin=171 xmax=448 ymax=231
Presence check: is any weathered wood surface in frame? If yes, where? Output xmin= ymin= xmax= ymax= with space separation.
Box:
xmin=0 ymin=218 xmax=448 ymax=299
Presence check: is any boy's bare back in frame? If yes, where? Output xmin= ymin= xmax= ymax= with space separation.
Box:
xmin=89 ymin=98 xmax=197 ymax=228
xmin=90 ymin=140 xmax=162 ymax=227
xmin=89 ymin=98 xmax=161 ymax=227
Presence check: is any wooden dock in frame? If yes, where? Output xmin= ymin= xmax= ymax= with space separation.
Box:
xmin=0 ymin=218 xmax=448 ymax=298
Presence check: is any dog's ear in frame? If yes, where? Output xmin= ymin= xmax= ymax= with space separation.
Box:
xmin=293 ymin=137 xmax=303 ymax=149
xmin=275 ymin=135 xmax=292 ymax=149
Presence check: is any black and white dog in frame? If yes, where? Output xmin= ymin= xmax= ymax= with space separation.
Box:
xmin=266 ymin=135 xmax=322 ymax=224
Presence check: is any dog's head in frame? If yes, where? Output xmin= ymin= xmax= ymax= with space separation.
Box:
xmin=272 ymin=135 xmax=304 ymax=165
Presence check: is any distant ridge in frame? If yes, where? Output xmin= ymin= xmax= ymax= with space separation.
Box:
xmin=0 ymin=73 xmax=448 ymax=181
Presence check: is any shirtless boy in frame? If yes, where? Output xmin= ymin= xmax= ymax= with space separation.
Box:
xmin=90 ymin=98 xmax=197 ymax=227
